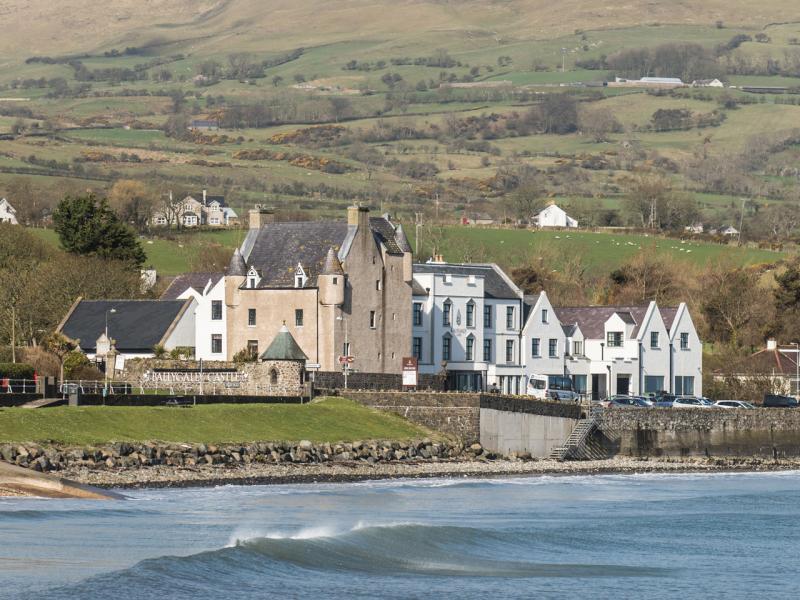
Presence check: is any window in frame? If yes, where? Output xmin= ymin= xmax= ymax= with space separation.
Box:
xmin=466 ymin=335 xmax=475 ymax=361
xmin=248 ymin=308 xmax=256 ymax=327
xmin=211 ymin=334 xmax=222 ymax=354
xmin=542 ymin=309 xmax=548 ymax=323
xmin=572 ymin=341 xmax=583 ymax=356
xmin=443 ymin=300 xmax=452 ymax=327
xmin=572 ymin=375 xmax=588 ymax=394
xmin=412 ymin=337 xmax=422 ymax=360
xmin=466 ymin=301 xmax=475 ymax=328
xmin=332 ymin=277 xmax=338 ymax=285
xmin=211 ymin=300 xmax=222 ymax=320
xmin=295 ymin=309 xmax=304 ymax=327
xmin=209 ymin=217 xmax=220 ymax=225
xmin=376 ymin=280 xmax=382 ymax=291
xmin=270 ymin=369 xmax=278 ymax=385
xmin=248 ymin=276 xmax=257 ymax=288
xmin=607 ymin=332 xmax=623 ymax=347
xmin=413 ymin=302 xmax=423 ymax=326
xmin=506 ymin=306 xmax=515 ymax=330
xmin=247 ymin=340 xmax=259 ymax=358
xmin=483 ymin=339 xmax=492 ymax=362
xmin=369 ymin=310 xmax=376 ymax=329
xmin=675 ymin=376 xmax=695 ymax=396
xmin=294 ymin=265 xmax=307 ymax=288
xmin=343 ymin=342 xmax=351 ymax=356
xmin=484 ymin=305 xmax=492 ymax=328
xmin=295 ymin=275 xmax=304 ymax=288
xmin=442 ymin=335 xmax=451 ymax=361
xmin=650 ymin=331 xmax=659 ymax=349
xmin=531 ymin=338 xmax=541 ymax=358
xmin=680 ymin=332 xmax=690 ymax=350
xmin=644 ymin=375 xmax=664 ymax=393
xmin=549 ymin=338 xmax=558 ymax=358
xmin=506 ymin=340 xmax=515 ymax=363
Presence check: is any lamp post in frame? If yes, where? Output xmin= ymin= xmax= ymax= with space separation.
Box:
xmin=336 ymin=314 xmax=349 ymax=389
xmin=794 ymin=342 xmax=799 ymax=397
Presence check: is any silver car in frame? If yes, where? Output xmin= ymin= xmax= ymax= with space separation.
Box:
xmin=714 ymin=400 xmax=756 ymax=409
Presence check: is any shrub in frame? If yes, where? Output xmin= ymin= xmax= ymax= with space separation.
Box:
xmin=63 ymin=351 xmax=90 ymax=379
xmin=0 ymin=363 xmax=36 ymax=379
xmin=233 ymin=348 xmax=258 ymax=363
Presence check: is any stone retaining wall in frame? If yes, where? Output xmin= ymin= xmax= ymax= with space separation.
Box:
xmin=313 ymin=372 xmax=445 ymax=391
xmin=599 ymin=408 xmax=800 ymax=458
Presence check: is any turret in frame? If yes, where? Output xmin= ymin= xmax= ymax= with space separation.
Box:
xmin=318 ymin=247 xmax=345 ymax=306
xmin=225 ymin=248 xmax=247 ymax=306
xmin=394 ymin=223 xmax=413 ymax=283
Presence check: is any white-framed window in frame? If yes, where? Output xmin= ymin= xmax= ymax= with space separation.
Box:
xmin=369 ymin=310 xmax=376 ymax=329
xmin=413 ymin=302 xmax=423 ymax=326
xmin=211 ymin=334 xmax=222 ymax=354
xmin=572 ymin=341 xmax=583 ymax=356
xmin=295 ymin=264 xmax=307 ymax=288
xmin=506 ymin=306 xmax=515 ymax=330
xmin=246 ymin=267 xmax=260 ymax=289
xmin=466 ymin=301 xmax=475 ymax=328
xmin=607 ymin=332 xmax=623 ymax=347
xmin=484 ymin=305 xmax=492 ymax=328
xmin=211 ymin=300 xmax=222 ymax=320
xmin=505 ymin=339 xmax=515 ymax=363
xmin=442 ymin=334 xmax=452 ymax=361
xmin=209 ymin=217 xmax=220 ymax=225
xmin=542 ymin=309 xmax=548 ymax=323
xmin=466 ymin=335 xmax=475 ymax=361
xmin=248 ymin=308 xmax=256 ymax=327
xmin=548 ymin=338 xmax=558 ymax=358
xmin=483 ymin=338 xmax=492 ymax=362
xmin=651 ymin=331 xmax=659 ymax=349
xmin=680 ymin=332 xmax=690 ymax=350
xmin=443 ymin=299 xmax=452 ymax=327
xmin=413 ymin=337 xmax=422 ymax=360
xmin=295 ymin=309 xmax=304 ymax=327
xmin=531 ymin=338 xmax=540 ymax=358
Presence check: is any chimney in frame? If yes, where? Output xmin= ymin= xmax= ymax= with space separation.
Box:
xmin=767 ymin=339 xmax=778 ymax=351
xmin=347 ymin=205 xmax=369 ymax=230
xmin=249 ymin=207 xmax=274 ymax=229
xmin=430 ymin=254 xmax=445 ymax=264
xmin=202 ymin=189 xmax=207 ymax=206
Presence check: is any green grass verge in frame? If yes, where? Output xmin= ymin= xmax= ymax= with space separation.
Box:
xmin=0 ymin=398 xmax=428 ymax=445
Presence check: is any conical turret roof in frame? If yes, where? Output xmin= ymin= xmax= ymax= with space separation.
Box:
xmin=260 ymin=325 xmax=308 ymax=361
xmin=394 ymin=224 xmax=412 ymax=253
xmin=321 ymin=246 xmax=344 ymax=275
xmin=227 ymin=248 xmax=247 ymax=276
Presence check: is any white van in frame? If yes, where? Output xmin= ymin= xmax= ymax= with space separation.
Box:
xmin=526 ymin=374 xmax=580 ymax=402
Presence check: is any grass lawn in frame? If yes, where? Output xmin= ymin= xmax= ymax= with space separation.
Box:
xmin=0 ymin=398 xmax=428 ymax=445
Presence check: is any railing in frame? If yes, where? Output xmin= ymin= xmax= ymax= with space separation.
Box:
xmin=1 ymin=378 xmax=38 ymax=394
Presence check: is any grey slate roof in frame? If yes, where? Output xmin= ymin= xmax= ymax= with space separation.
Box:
xmin=260 ymin=326 xmax=308 ymax=361
xmin=227 ymin=248 xmax=247 ymax=277
xmin=321 ymin=247 xmax=344 ymax=275
xmin=411 ymin=280 xmax=429 ymax=296
xmin=60 ymin=300 xmax=189 ymax=353
xmin=413 ymin=263 xmax=520 ymax=299
xmin=553 ymin=305 xmax=650 ymax=340
xmin=660 ymin=307 xmax=679 ymax=332
xmin=242 ymin=216 xmax=404 ymax=288
xmin=394 ymin=223 xmax=412 ymax=253
xmin=161 ymin=273 xmax=222 ymax=300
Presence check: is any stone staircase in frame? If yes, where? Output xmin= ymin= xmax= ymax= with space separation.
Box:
xmin=549 ymin=408 xmax=603 ymax=461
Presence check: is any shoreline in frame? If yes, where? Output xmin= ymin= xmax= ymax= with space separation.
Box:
xmin=51 ymin=456 xmax=800 ymax=491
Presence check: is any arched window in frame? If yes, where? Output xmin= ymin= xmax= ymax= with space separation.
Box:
xmin=270 ymin=368 xmax=278 ymax=385
xmin=466 ymin=300 xmax=476 ymax=328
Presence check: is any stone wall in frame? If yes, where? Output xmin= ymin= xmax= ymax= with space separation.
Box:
xmin=599 ymin=408 xmax=800 ymax=458
xmin=346 ymin=391 xmax=481 ymax=441
xmin=119 ymin=359 xmax=306 ymax=397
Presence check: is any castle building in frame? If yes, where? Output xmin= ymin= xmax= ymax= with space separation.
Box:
xmin=224 ymin=206 xmax=412 ymax=373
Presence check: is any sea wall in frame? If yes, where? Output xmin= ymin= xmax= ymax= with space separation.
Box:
xmin=599 ymin=408 xmax=800 ymax=458
xmin=346 ymin=391 xmax=481 ymax=441
xmin=479 ymin=397 xmax=581 ymax=457
xmin=313 ymin=371 xmax=445 ymax=391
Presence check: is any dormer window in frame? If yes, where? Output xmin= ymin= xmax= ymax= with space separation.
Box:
xmin=246 ymin=266 xmax=260 ymax=289
xmin=294 ymin=264 xmax=307 ymax=288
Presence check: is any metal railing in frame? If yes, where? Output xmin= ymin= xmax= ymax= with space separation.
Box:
xmin=1 ymin=378 xmax=38 ymax=394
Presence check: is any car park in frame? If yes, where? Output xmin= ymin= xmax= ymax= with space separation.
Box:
xmin=607 ymin=395 xmax=651 ymax=408
xmin=762 ymin=394 xmax=799 ymax=408
xmin=672 ymin=396 xmax=714 ymax=408
xmin=714 ymin=400 xmax=756 ymax=409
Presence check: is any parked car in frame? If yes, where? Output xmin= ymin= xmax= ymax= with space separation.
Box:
xmin=672 ymin=396 xmax=714 ymax=408
xmin=762 ymin=394 xmax=799 ymax=408
xmin=714 ymin=400 xmax=756 ymax=409
xmin=607 ymin=395 xmax=651 ymax=408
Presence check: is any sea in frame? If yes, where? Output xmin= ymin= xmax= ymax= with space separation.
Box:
xmin=1 ymin=471 xmax=799 ymax=599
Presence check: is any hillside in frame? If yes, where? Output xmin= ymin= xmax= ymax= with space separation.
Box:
xmin=3 ymin=0 xmax=800 ymax=59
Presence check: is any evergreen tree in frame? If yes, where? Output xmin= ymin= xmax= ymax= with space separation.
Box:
xmin=53 ymin=194 xmax=146 ymax=266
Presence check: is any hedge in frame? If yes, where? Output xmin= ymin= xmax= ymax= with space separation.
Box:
xmin=0 ymin=363 xmax=36 ymax=379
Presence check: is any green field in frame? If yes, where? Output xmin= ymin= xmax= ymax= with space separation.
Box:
xmin=0 ymin=398 xmax=428 ymax=444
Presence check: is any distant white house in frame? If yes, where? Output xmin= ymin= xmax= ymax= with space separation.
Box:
xmin=692 ymin=79 xmax=724 ymax=88
xmin=610 ymin=76 xmax=684 ymax=88
xmin=533 ymin=204 xmax=578 ymax=229
xmin=0 ymin=198 xmax=18 ymax=225
xmin=711 ymin=225 xmax=739 ymax=237
xmin=684 ymin=223 xmax=704 ymax=234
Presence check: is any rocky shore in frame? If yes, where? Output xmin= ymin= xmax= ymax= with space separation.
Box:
xmin=2 ymin=440 xmax=799 ymax=494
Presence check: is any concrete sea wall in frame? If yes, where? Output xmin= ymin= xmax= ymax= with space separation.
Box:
xmin=599 ymin=408 xmax=800 ymax=458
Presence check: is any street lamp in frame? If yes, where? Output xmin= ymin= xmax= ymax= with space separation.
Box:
xmin=793 ymin=342 xmax=799 ymax=398
xmin=336 ymin=314 xmax=349 ymax=389
xmin=104 ymin=308 xmax=117 ymax=402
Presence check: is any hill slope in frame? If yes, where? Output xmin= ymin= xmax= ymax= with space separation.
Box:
xmin=2 ymin=0 xmax=799 ymax=59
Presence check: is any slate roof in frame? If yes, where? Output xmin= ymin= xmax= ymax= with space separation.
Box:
xmin=161 ymin=273 xmax=223 ymax=300
xmin=736 ymin=348 xmax=798 ymax=375
xmin=411 ymin=280 xmax=429 ymax=296
xmin=260 ymin=326 xmax=308 ymax=361
xmin=59 ymin=300 xmax=190 ymax=353
xmin=553 ymin=306 xmax=650 ymax=339
xmin=413 ymin=263 xmax=520 ymax=299
xmin=660 ymin=307 xmax=679 ymax=332
xmin=241 ymin=216 xmax=405 ymax=288
xmin=321 ymin=247 xmax=344 ymax=276
xmin=228 ymin=248 xmax=247 ymax=276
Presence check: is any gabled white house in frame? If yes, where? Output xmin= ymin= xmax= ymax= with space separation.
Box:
xmin=521 ymin=291 xmax=570 ymax=385
xmin=0 ymin=198 xmax=18 ymax=225
xmin=533 ymin=204 xmax=578 ymax=229
xmin=554 ymin=302 xmax=702 ymax=399
xmin=412 ymin=261 xmax=525 ymax=393
xmin=161 ymin=273 xmax=227 ymax=360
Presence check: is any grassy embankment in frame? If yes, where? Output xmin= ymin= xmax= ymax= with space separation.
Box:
xmin=0 ymin=398 xmax=428 ymax=445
